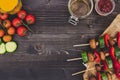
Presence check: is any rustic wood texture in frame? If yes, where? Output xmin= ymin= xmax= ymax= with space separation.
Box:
xmin=0 ymin=0 xmax=120 ymax=80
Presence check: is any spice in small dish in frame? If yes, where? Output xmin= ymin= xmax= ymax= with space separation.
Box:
xmin=70 ymin=0 xmax=90 ymax=17
xmin=98 ymin=0 xmax=113 ymax=13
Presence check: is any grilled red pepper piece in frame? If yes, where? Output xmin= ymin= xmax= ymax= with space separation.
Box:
xmin=104 ymin=34 xmax=110 ymax=48
xmin=94 ymin=51 xmax=100 ymax=63
xmin=113 ymin=59 xmax=120 ymax=79
xmin=97 ymin=72 xmax=102 ymax=80
xmin=117 ymin=32 xmax=120 ymax=48
xmin=109 ymin=47 xmax=115 ymax=60
xmin=102 ymin=60 xmax=108 ymax=71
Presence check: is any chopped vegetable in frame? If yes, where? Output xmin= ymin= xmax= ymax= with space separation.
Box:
xmin=0 ymin=43 xmax=6 ymax=54
xmin=106 ymin=56 xmax=113 ymax=69
xmin=117 ymin=32 xmax=120 ymax=48
xmin=115 ymin=46 xmax=120 ymax=59
xmin=89 ymin=39 xmax=96 ymax=49
xmin=109 ymin=47 xmax=115 ymax=59
xmin=102 ymin=60 xmax=108 ymax=71
xmin=81 ymin=51 xmax=88 ymax=63
xmin=6 ymin=41 xmax=17 ymax=53
xmin=101 ymin=72 xmax=108 ymax=80
xmin=94 ymin=51 xmax=100 ymax=63
xmin=104 ymin=34 xmax=110 ymax=48
xmin=99 ymin=37 xmax=105 ymax=48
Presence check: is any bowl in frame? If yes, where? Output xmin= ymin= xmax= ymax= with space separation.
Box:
xmin=95 ymin=0 xmax=115 ymax=16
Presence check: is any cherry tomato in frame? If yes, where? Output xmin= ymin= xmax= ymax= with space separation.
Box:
xmin=0 ymin=13 xmax=8 ymax=20
xmin=17 ymin=10 xmax=27 ymax=19
xmin=7 ymin=27 xmax=16 ymax=35
xmin=0 ymin=29 xmax=5 ymax=37
xmin=3 ymin=19 xmax=11 ymax=28
xmin=25 ymin=14 xmax=35 ymax=24
xmin=17 ymin=26 xmax=27 ymax=36
xmin=12 ymin=18 xmax=22 ymax=28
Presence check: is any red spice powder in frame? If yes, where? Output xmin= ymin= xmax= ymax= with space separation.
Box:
xmin=98 ymin=0 xmax=113 ymax=13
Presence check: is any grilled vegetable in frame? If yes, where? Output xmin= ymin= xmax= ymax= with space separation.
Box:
xmin=81 ymin=51 xmax=88 ymax=63
xmin=99 ymin=37 xmax=105 ymax=49
xmin=101 ymin=72 xmax=108 ymax=80
xmin=115 ymin=46 xmax=120 ymax=59
xmin=89 ymin=39 xmax=97 ymax=49
xmin=106 ymin=56 xmax=113 ymax=69
xmin=117 ymin=32 xmax=120 ymax=48
xmin=104 ymin=34 xmax=110 ymax=48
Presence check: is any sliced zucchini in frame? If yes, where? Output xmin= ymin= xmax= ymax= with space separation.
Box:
xmin=0 ymin=43 xmax=6 ymax=54
xmin=6 ymin=41 xmax=17 ymax=53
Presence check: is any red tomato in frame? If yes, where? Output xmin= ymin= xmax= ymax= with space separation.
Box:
xmin=17 ymin=26 xmax=27 ymax=36
xmin=12 ymin=18 xmax=22 ymax=28
xmin=25 ymin=14 xmax=35 ymax=24
xmin=0 ymin=29 xmax=5 ymax=37
xmin=3 ymin=19 xmax=11 ymax=28
xmin=17 ymin=10 xmax=27 ymax=19
xmin=0 ymin=13 xmax=8 ymax=20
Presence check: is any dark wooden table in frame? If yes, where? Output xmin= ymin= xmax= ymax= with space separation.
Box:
xmin=0 ymin=0 xmax=120 ymax=80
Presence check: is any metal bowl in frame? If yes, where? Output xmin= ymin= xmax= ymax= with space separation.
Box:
xmin=95 ymin=0 xmax=115 ymax=16
xmin=68 ymin=0 xmax=94 ymax=25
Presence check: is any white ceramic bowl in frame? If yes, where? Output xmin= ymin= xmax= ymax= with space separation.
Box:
xmin=95 ymin=0 xmax=115 ymax=16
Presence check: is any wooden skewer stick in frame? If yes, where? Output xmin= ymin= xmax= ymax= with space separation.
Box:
xmin=73 ymin=43 xmax=90 ymax=47
xmin=72 ymin=68 xmax=95 ymax=76
xmin=67 ymin=57 xmax=82 ymax=62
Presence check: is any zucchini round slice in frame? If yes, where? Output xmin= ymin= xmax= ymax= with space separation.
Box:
xmin=6 ymin=41 xmax=17 ymax=53
xmin=0 ymin=43 xmax=6 ymax=54
xmin=81 ymin=51 xmax=88 ymax=63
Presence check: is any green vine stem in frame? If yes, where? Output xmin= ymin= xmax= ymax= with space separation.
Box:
xmin=22 ymin=21 xmax=33 ymax=33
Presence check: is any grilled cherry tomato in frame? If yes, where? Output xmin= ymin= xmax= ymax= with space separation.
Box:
xmin=99 ymin=37 xmax=105 ymax=49
xmin=17 ymin=10 xmax=27 ymax=19
xmin=94 ymin=51 xmax=100 ymax=63
xmin=81 ymin=51 xmax=88 ymax=63
xmin=12 ymin=18 xmax=22 ymax=27
xmin=117 ymin=32 xmax=120 ymax=48
xmin=0 ymin=13 xmax=8 ymax=20
xmin=25 ymin=14 xmax=35 ymax=24
xmin=104 ymin=34 xmax=110 ymax=48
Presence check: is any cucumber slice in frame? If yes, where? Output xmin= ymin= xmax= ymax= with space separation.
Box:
xmin=6 ymin=41 xmax=17 ymax=53
xmin=0 ymin=43 xmax=6 ymax=54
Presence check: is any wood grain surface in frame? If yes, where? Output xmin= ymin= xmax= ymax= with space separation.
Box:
xmin=0 ymin=0 xmax=120 ymax=80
